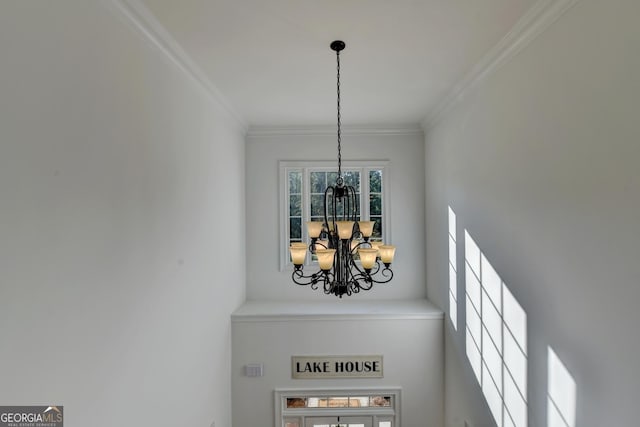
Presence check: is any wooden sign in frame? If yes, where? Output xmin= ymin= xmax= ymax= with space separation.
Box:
xmin=291 ymin=355 xmax=383 ymax=379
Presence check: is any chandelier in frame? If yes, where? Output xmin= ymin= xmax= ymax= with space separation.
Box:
xmin=289 ymin=40 xmax=396 ymax=298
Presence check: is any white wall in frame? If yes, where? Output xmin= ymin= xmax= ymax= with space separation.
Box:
xmin=425 ymin=0 xmax=640 ymax=426
xmin=0 ymin=2 xmax=245 ymax=426
xmin=231 ymin=302 xmax=444 ymax=427
xmin=245 ymin=130 xmax=426 ymax=301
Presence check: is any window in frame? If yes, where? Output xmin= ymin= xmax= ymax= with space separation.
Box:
xmin=280 ymin=161 xmax=390 ymax=270
xmin=276 ymin=388 xmax=399 ymax=427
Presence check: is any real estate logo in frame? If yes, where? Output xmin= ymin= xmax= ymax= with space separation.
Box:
xmin=0 ymin=406 xmax=63 ymax=427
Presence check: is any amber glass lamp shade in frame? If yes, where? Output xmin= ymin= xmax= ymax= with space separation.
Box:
xmin=316 ymin=249 xmax=336 ymax=271
xmin=358 ymin=248 xmax=378 ymax=270
xmin=335 ymin=221 xmax=355 ymax=240
xmin=289 ymin=244 xmax=308 ymax=266
xmin=306 ymin=221 xmax=324 ymax=238
xmin=358 ymin=221 xmax=375 ymax=238
xmin=378 ymin=245 xmax=396 ymax=265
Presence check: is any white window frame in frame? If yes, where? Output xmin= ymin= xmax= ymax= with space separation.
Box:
xmin=279 ymin=160 xmax=391 ymax=271
xmin=275 ymin=387 xmax=401 ymax=427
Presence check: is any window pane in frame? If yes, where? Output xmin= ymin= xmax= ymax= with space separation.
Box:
xmin=311 ymin=194 xmax=325 ymax=217
xmin=290 ymin=218 xmax=302 ymax=239
xmin=289 ymin=171 xmax=302 ymax=194
xmin=327 ymin=171 xmax=339 ymax=186
xmin=343 ymin=171 xmax=360 ymax=190
xmin=369 ymin=170 xmax=382 ymax=193
xmin=370 ymin=194 xmax=382 ymax=215
xmin=328 ymin=397 xmax=349 ymax=407
xmin=310 ymin=172 xmax=327 ymax=193
xmin=371 ymin=216 xmax=382 ymax=239
xmin=287 ymin=398 xmax=307 ymax=408
xmin=370 ymin=396 xmax=391 ymax=407
xmin=354 ymin=193 xmax=361 ymax=216
xmin=349 ymin=397 xmax=369 ymax=407
xmin=290 ymin=195 xmax=302 ymax=216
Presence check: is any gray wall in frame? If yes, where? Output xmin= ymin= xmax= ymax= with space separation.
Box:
xmin=245 ymin=130 xmax=427 ymax=301
xmin=232 ymin=304 xmax=444 ymax=427
xmin=0 ymin=2 xmax=246 ymax=426
xmin=424 ymin=0 xmax=640 ymax=426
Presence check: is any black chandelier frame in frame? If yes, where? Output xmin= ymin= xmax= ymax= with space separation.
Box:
xmin=290 ymin=40 xmax=394 ymax=298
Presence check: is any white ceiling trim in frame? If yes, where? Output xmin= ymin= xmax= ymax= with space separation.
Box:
xmin=247 ymin=124 xmax=424 ymax=138
xmin=107 ymin=0 xmax=248 ymax=132
xmin=231 ymin=312 xmax=444 ymax=322
xmin=422 ymin=0 xmax=581 ymax=131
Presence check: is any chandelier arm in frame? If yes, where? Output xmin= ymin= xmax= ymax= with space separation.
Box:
xmin=322 ymin=271 xmax=335 ymax=294
xmin=350 ymin=240 xmax=367 ymax=254
xmin=377 ymin=267 xmax=394 ymax=283
xmin=292 ymin=269 xmax=328 ymax=290
xmin=324 ymin=185 xmax=334 ymax=233
xmin=368 ymin=265 xmax=394 ymax=284
xmin=347 ymin=255 xmax=393 ymax=285
xmin=315 ymin=241 xmax=329 ymax=250
xmin=368 ymin=258 xmax=383 ymax=275
xmin=339 ymin=238 xmax=350 ymax=288
xmin=353 ymin=274 xmax=375 ymax=291
xmin=344 ymin=254 xmax=373 ymax=291
xmin=352 ymin=186 xmax=357 ymax=221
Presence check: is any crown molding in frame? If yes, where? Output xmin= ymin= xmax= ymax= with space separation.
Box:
xmin=422 ymin=0 xmax=581 ymax=131
xmin=107 ymin=0 xmax=248 ymax=132
xmin=247 ymin=124 xmax=424 ymax=138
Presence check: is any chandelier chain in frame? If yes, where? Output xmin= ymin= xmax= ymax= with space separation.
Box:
xmin=336 ymin=48 xmax=342 ymax=182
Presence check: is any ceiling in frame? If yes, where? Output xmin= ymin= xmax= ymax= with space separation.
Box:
xmin=140 ymin=0 xmax=538 ymax=127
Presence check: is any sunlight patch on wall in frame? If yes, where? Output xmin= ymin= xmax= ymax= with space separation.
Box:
xmin=448 ymin=206 xmax=458 ymax=330
xmin=547 ymin=347 xmax=576 ymax=427
xmin=464 ymin=230 xmax=528 ymax=427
